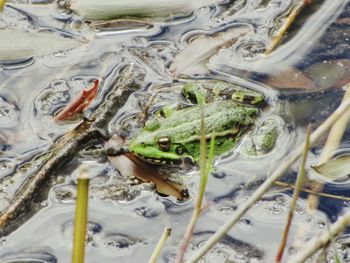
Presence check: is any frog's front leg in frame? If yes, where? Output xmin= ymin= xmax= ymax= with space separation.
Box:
xmin=242 ymin=116 xmax=282 ymax=156
xmin=182 ymin=82 xmax=208 ymax=104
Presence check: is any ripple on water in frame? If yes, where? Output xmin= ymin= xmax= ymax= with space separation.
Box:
xmin=0 ymin=251 xmax=57 ymax=263
xmin=0 ymin=197 xmax=170 ymax=262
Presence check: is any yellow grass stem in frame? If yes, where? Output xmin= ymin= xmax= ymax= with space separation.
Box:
xmin=276 ymin=127 xmax=310 ymax=263
xmin=187 ymin=97 xmax=350 ymax=263
xmin=148 ymin=227 xmax=172 ymax=263
xmin=265 ymin=0 xmax=311 ymax=55
xmin=175 ymin=105 xmax=215 ymax=263
xmin=197 ymin=105 xmax=207 ymax=209
xmin=0 ymin=0 xmax=6 ymax=11
xmin=308 ymin=83 xmax=350 ymax=210
xmin=72 ymin=165 xmax=90 ymax=263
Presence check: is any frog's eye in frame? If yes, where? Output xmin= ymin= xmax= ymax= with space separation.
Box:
xmin=157 ymin=136 xmax=171 ymax=152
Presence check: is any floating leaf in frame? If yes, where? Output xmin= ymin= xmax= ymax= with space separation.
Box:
xmin=0 ymin=29 xmax=79 ymax=61
xmin=90 ymin=19 xmax=153 ymax=32
xmin=107 ymin=136 xmax=188 ymax=200
xmin=312 ymin=155 xmax=350 ymax=181
xmin=70 ymin=0 xmax=222 ymax=20
xmin=170 ymin=26 xmax=250 ymax=77
xmin=55 ymin=80 xmax=100 ymax=121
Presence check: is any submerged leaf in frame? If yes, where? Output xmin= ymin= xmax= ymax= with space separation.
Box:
xmin=312 ymin=155 xmax=350 ymax=181
xmin=70 ymin=0 xmax=222 ymax=20
xmin=170 ymin=26 xmax=250 ymax=77
xmin=265 ymin=68 xmax=317 ymax=90
xmin=0 ymin=29 xmax=79 ymax=61
xmin=55 ymin=80 xmax=100 ymax=121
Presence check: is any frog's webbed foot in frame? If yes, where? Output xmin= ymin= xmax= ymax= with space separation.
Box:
xmin=80 ymin=146 xmax=128 ymax=157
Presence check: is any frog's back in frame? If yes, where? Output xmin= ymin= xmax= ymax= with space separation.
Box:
xmin=154 ymin=101 xmax=259 ymax=142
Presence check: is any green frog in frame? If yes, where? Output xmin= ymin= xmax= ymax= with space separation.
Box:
xmin=126 ymin=80 xmax=278 ymax=165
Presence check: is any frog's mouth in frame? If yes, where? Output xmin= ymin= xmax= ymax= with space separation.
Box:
xmin=130 ymin=146 xmax=193 ymax=165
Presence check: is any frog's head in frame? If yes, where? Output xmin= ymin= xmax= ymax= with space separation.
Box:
xmin=231 ymin=90 xmax=266 ymax=107
xmin=128 ymin=119 xmax=194 ymax=165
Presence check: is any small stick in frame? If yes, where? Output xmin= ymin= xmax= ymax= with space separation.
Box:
xmin=287 ymin=210 xmax=350 ymax=263
xmin=274 ymin=181 xmax=350 ymax=201
xmin=265 ymin=0 xmax=312 ymax=55
xmin=148 ymin=227 xmax=172 ymax=263
xmin=187 ymin=99 xmax=350 ymax=263
xmin=275 ymin=127 xmax=310 ymax=263
xmin=72 ymin=165 xmax=90 ymax=263
xmin=80 ymin=146 xmax=128 ymax=157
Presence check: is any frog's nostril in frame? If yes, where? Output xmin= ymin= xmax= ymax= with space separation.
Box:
xmin=175 ymin=145 xmax=186 ymax=155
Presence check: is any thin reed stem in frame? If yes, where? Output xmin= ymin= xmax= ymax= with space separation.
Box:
xmin=275 ymin=127 xmax=310 ymax=263
xmin=175 ymin=105 xmax=215 ymax=263
xmin=0 ymin=0 xmax=6 ymax=10
xmin=148 ymin=227 xmax=172 ymax=263
xmin=72 ymin=165 xmax=90 ymax=263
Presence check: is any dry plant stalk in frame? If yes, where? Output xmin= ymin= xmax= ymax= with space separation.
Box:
xmin=275 ymin=127 xmax=311 ymax=263
xmin=287 ymin=209 xmax=350 ymax=263
xmin=308 ymin=83 xmax=350 ymax=210
xmin=265 ymin=0 xmax=312 ymax=55
xmin=0 ymin=0 xmax=6 ymax=10
xmin=274 ymin=181 xmax=350 ymax=201
xmin=148 ymin=227 xmax=172 ymax=263
xmin=187 ymin=98 xmax=350 ymax=263
xmin=175 ymin=106 xmax=215 ymax=263
xmin=72 ymin=165 xmax=90 ymax=263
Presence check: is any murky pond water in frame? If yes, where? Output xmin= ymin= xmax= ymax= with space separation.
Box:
xmin=0 ymin=0 xmax=350 ymax=262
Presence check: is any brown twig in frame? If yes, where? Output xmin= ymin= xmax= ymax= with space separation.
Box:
xmin=265 ymin=0 xmax=312 ymax=55
xmin=0 ymin=65 xmax=138 ymax=236
xmin=274 ymin=181 xmax=350 ymax=202
xmin=276 ymin=127 xmax=310 ymax=263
